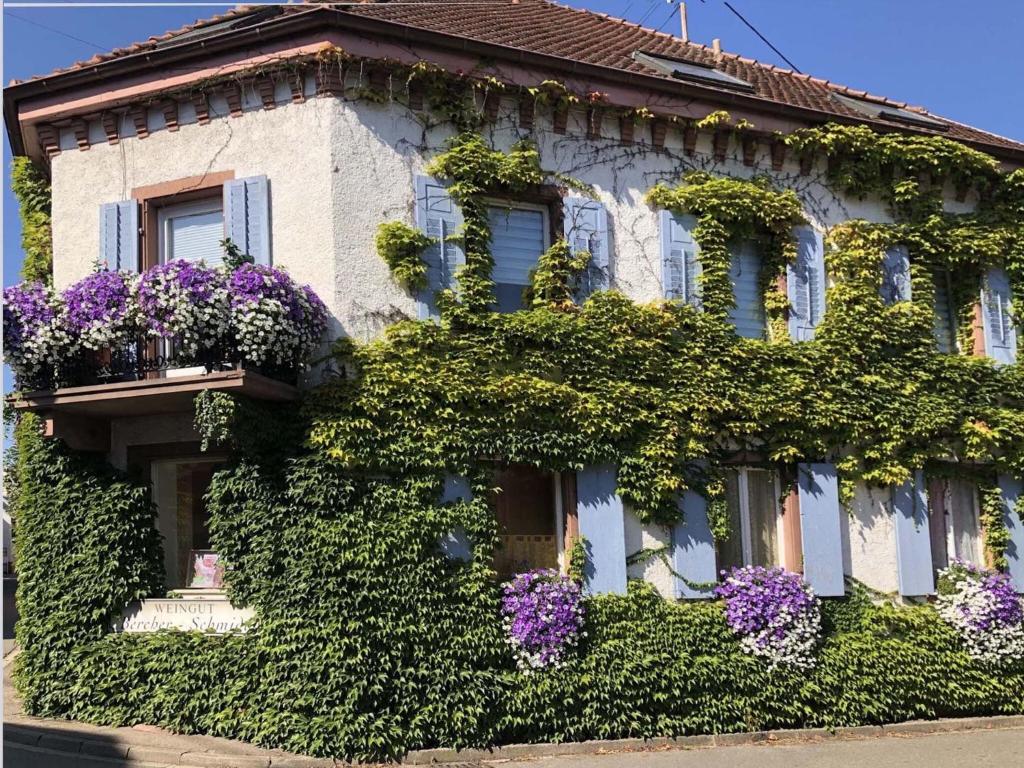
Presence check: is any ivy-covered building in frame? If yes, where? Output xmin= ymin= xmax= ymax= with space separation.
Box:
xmin=4 ymin=1 xmax=1024 ymax=760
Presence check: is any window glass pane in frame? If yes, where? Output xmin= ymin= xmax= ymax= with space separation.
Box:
xmin=727 ymin=241 xmax=766 ymax=338
xmin=717 ymin=469 xmax=745 ymax=573
xmin=933 ymin=270 xmax=957 ymax=353
xmin=746 ymin=469 xmax=779 ymax=567
xmin=927 ymin=479 xmax=950 ymax=573
xmin=166 ymin=208 xmax=225 ymax=267
xmin=492 ymin=465 xmax=558 ymax=578
xmin=948 ymin=479 xmax=981 ymax=565
xmin=489 ymin=206 xmax=545 ymax=312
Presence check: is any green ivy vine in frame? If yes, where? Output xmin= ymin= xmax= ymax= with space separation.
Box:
xmin=11 ymin=157 xmax=52 ymax=283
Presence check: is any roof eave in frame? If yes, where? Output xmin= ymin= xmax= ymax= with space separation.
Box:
xmin=5 ymin=5 xmax=1023 ymax=164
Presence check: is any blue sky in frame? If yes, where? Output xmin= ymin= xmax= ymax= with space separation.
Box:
xmin=2 ymin=0 xmax=1022 ymax=308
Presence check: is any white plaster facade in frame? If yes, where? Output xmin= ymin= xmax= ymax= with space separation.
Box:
xmin=48 ymin=78 xmax=982 ymax=600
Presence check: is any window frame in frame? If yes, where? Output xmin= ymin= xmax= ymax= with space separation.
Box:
xmin=928 ymin=475 xmax=984 ymax=571
xmin=720 ymin=466 xmax=785 ymax=570
xmin=484 ymin=195 xmax=557 ymax=313
xmin=156 ymin=197 xmax=226 ymax=266
xmin=132 ymin=171 xmax=234 ymax=272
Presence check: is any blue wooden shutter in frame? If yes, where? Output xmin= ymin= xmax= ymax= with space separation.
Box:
xmin=99 ymin=200 xmax=140 ymax=272
xmin=564 ymin=197 xmax=610 ymax=299
xmin=880 ymin=245 xmax=911 ymax=305
xmin=728 ymin=241 xmax=766 ymax=338
xmin=982 ymin=267 xmax=1018 ymax=365
xmin=892 ymin=470 xmax=934 ymax=596
xmin=576 ymin=464 xmax=627 ymax=595
xmin=438 ymin=475 xmax=473 ymax=562
xmin=672 ymin=487 xmax=716 ymax=598
xmin=415 ymin=175 xmax=464 ymax=319
xmin=787 ymin=227 xmax=826 ymax=341
xmin=660 ymin=210 xmax=701 ymax=306
xmin=933 ymin=268 xmax=957 ymax=353
xmin=224 ymin=176 xmax=271 ymax=265
xmin=797 ymin=462 xmax=845 ymax=596
xmin=998 ymin=474 xmax=1023 ymax=593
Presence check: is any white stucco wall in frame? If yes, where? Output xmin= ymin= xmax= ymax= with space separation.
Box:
xmin=843 ymin=481 xmax=902 ymax=595
xmin=49 ymin=83 xmax=973 ymax=598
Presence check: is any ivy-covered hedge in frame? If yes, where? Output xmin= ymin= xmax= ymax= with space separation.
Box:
xmin=15 ymin=410 xmax=1024 ymax=761
xmin=10 ymin=123 xmax=1024 ymax=761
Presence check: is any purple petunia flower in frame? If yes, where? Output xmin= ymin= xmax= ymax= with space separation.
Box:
xmin=715 ymin=565 xmax=821 ymax=669
xmin=501 ymin=568 xmax=585 ymax=671
xmin=62 ymin=270 xmax=136 ymax=350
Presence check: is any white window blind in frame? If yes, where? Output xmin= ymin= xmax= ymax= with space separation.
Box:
xmin=488 ymin=204 xmax=547 ymax=313
xmin=159 ymin=199 xmax=225 ymax=267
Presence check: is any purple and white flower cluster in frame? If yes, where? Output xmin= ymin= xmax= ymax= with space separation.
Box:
xmin=3 ymin=281 xmax=74 ymax=387
xmin=229 ymin=264 xmax=328 ymax=369
xmin=137 ymin=261 xmax=230 ymax=360
xmin=501 ymin=569 xmax=585 ymax=672
xmin=3 ymin=260 xmax=327 ymax=387
xmin=715 ymin=565 xmax=822 ymax=669
xmin=937 ymin=560 xmax=1024 ymax=665
xmin=62 ymin=269 xmax=137 ymax=350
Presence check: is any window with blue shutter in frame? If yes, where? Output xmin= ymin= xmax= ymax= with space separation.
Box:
xmin=414 ymin=175 xmax=464 ymax=320
xmin=998 ymin=474 xmax=1023 ymax=593
xmin=659 ymin=210 xmax=701 ymax=306
xmin=727 ymin=241 xmax=766 ymax=338
xmin=672 ymin=486 xmax=716 ymax=598
xmin=797 ymin=463 xmax=845 ymax=596
xmin=224 ymin=175 xmax=271 ymax=265
xmin=576 ymin=464 xmax=627 ymax=595
xmin=488 ymin=204 xmax=548 ymax=312
xmin=787 ymin=227 xmax=826 ymax=341
xmin=880 ymin=245 xmax=911 ymax=305
xmin=563 ymin=197 xmax=610 ymax=299
xmin=99 ymin=200 xmax=140 ymax=272
xmin=892 ymin=470 xmax=934 ymax=596
xmin=982 ymin=267 xmax=1018 ymax=365
xmin=933 ymin=268 xmax=958 ymax=353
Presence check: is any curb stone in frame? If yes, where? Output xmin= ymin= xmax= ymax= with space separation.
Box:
xmin=404 ymin=715 xmax=1024 ymax=764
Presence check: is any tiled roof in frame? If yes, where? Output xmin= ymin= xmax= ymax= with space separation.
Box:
xmin=11 ymin=0 xmax=1024 ymax=155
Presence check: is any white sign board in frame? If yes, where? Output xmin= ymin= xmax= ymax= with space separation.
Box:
xmin=118 ymin=598 xmax=254 ymax=633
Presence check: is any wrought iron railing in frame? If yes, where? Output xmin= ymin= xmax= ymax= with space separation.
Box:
xmin=28 ymin=335 xmax=298 ymax=392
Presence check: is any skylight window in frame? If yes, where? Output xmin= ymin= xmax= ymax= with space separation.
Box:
xmin=633 ymin=51 xmax=754 ymax=92
xmin=832 ymin=93 xmax=948 ymax=130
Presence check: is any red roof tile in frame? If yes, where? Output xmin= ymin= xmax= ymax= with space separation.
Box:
xmin=10 ymin=0 xmax=1024 ymax=155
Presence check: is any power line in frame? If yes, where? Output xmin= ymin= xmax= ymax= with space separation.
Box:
xmin=722 ymin=1 xmax=801 ymax=73
xmin=4 ymin=10 xmax=106 ymax=50
xmin=655 ymin=2 xmax=680 ymax=35
xmin=634 ymin=0 xmax=659 ymax=28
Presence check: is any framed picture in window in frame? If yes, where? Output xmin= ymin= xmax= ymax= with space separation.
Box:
xmin=187 ymin=549 xmax=224 ymax=589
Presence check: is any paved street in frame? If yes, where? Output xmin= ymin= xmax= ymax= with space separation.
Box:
xmin=510 ymin=729 xmax=1024 ymax=768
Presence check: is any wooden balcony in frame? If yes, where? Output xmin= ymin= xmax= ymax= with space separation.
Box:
xmin=11 ymin=368 xmax=298 ymax=452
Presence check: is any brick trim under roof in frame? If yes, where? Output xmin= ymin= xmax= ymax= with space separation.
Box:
xmin=5 ymin=0 xmax=1024 ymax=158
